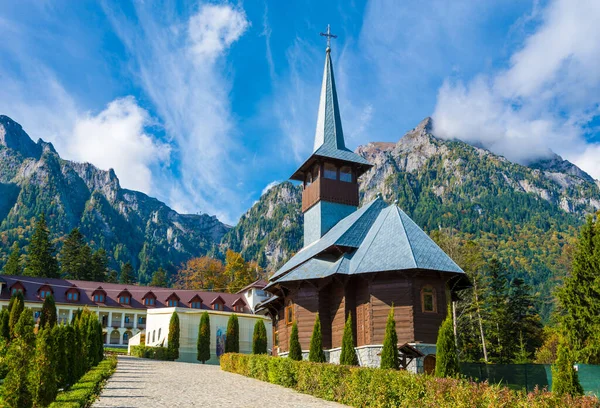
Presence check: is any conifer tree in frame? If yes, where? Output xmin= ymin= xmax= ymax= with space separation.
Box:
xmin=197 ymin=312 xmax=211 ymax=363
xmin=52 ymin=324 xmax=68 ymax=389
xmin=380 ymin=306 xmax=399 ymax=369
xmin=308 ymin=313 xmax=326 ymax=363
xmin=60 ymin=228 xmax=87 ymax=279
xmin=168 ymin=311 xmax=180 ymax=360
xmin=9 ymin=292 xmax=24 ymax=338
xmin=86 ymin=315 xmax=99 ymax=367
xmin=39 ymin=294 xmax=57 ymax=329
xmin=0 ymin=309 xmax=10 ymax=342
xmin=558 ymin=216 xmax=600 ymax=364
xmin=252 ymin=319 xmax=268 ymax=355
xmin=435 ymin=307 xmax=460 ymax=377
xmin=3 ymin=242 xmax=22 ymax=275
xmin=105 ymin=270 xmax=118 ymax=283
xmin=25 ymin=213 xmax=59 ymax=278
xmin=552 ymin=339 xmax=584 ymax=396
xmin=485 ymin=259 xmax=512 ymax=364
xmin=64 ymin=325 xmax=78 ymax=386
xmin=150 ymin=267 xmax=169 ymax=287
xmin=288 ymin=321 xmax=302 ymax=361
xmin=120 ymin=262 xmax=136 ymax=284
xmin=95 ymin=320 xmax=104 ymax=364
xmin=340 ymin=314 xmax=358 ymax=365
xmin=225 ymin=314 xmax=239 ymax=353
xmin=90 ymin=249 xmax=108 ymax=282
xmin=30 ymin=327 xmax=57 ymax=406
xmin=4 ymin=309 xmax=35 ymax=408
xmin=513 ymin=331 xmax=532 ymax=364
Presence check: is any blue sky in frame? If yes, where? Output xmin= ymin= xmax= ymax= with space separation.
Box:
xmin=1 ymin=0 xmax=600 ymax=224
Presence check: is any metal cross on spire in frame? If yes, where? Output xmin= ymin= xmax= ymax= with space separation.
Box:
xmin=320 ymin=24 xmax=337 ymax=51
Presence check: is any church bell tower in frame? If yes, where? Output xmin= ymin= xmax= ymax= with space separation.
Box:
xmin=290 ymin=26 xmax=372 ymax=247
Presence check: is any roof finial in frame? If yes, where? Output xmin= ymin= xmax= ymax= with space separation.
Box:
xmin=320 ymin=24 xmax=337 ymax=52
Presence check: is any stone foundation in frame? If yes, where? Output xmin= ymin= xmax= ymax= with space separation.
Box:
xmin=279 ymin=343 xmax=437 ymax=374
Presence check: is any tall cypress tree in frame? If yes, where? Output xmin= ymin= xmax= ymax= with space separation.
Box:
xmin=3 ymin=242 xmax=22 ymax=275
xmin=120 ymin=262 xmax=136 ymax=284
xmin=308 ymin=313 xmax=326 ymax=363
xmin=0 ymin=309 xmax=9 ymax=342
xmin=288 ymin=321 xmax=302 ymax=361
xmin=435 ymin=306 xmax=460 ymax=377
xmin=8 ymin=293 xmax=24 ymax=338
xmin=4 ymin=309 xmax=35 ymax=408
xmin=252 ymin=319 xmax=267 ymax=355
xmin=95 ymin=320 xmax=104 ymax=364
xmin=558 ymin=216 xmax=600 ymax=364
xmin=25 ymin=213 xmax=59 ymax=278
xmin=197 ymin=312 xmax=211 ymax=363
xmin=225 ymin=314 xmax=239 ymax=353
xmin=340 ymin=314 xmax=358 ymax=365
xmin=168 ymin=311 xmax=180 ymax=360
xmin=30 ymin=327 xmax=57 ymax=407
xmin=552 ymin=338 xmax=584 ymax=396
xmin=380 ymin=306 xmax=399 ymax=369
xmin=39 ymin=294 xmax=57 ymax=329
xmin=52 ymin=325 xmax=68 ymax=389
xmin=64 ymin=325 xmax=78 ymax=386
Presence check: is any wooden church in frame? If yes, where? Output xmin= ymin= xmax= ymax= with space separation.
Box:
xmin=260 ymin=28 xmax=468 ymax=371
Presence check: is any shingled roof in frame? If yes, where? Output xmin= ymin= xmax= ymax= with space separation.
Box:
xmin=0 ymin=275 xmax=250 ymax=312
xmin=269 ymin=197 xmax=464 ymax=285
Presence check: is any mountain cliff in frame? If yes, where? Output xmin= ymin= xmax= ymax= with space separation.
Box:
xmin=0 ymin=115 xmax=228 ymax=282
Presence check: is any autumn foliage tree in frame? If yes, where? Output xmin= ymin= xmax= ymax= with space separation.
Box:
xmin=174 ymin=256 xmax=227 ymax=291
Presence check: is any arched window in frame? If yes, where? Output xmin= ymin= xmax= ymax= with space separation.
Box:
xmin=158 ymin=328 xmax=162 ymax=341
xmin=421 ymin=285 xmax=437 ymax=313
xmin=340 ymin=166 xmax=352 ymax=182
xmin=306 ymin=172 xmax=312 ymax=187
xmin=152 ymin=330 xmax=156 ymax=343
xmin=324 ymin=163 xmax=337 ymax=180
xmin=284 ymin=299 xmax=294 ymax=325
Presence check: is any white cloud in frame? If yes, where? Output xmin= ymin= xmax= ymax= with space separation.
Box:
xmin=69 ymin=97 xmax=170 ymax=193
xmin=261 ymin=181 xmax=279 ymax=196
xmin=103 ymin=2 xmax=250 ymax=224
xmin=432 ymin=0 xmax=600 ymax=178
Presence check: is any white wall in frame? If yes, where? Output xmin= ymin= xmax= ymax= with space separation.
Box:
xmin=145 ymin=307 xmax=272 ymax=364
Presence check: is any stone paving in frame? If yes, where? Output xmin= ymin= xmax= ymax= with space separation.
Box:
xmin=93 ymin=356 xmax=346 ymax=407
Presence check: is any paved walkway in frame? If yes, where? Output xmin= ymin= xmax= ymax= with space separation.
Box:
xmin=93 ymin=356 xmax=346 ymax=407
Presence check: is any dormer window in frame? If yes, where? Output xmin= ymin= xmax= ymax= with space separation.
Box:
xmin=213 ymin=303 xmax=222 ymax=311
xmin=211 ymin=295 xmax=225 ymax=311
xmin=232 ymin=298 xmax=245 ymax=313
xmin=143 ymin=292 xmax=157 ymax=307
xmin=92 ymin=287 xmax=107 ymax=303
xmin=117 ymin=289 xmax=132 ymax=305
xmin=166 ymin=293 xmax=180 ymax=308
xmin=38 ymin=284 xmax=53 ymax=300
xmin=65 ymin=286 xmax=80 ymax=302
xmin=40 ymin=290 xmax=52 ymax=299
xmin=188 ymin=295 xmax=203 ymax=309
xmin=191 ymin=301 xmax=201 ymax=309
xmin=145 ymin=298 xmax=155 ymax=306
xmin=11 ymin=287 xmax=23 ymax=296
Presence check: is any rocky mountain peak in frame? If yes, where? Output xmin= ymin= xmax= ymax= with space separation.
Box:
xmin=0 ymin=115 xmax=42 ymax=159
xmin=528 ymin=154 xmax=594 ymax=183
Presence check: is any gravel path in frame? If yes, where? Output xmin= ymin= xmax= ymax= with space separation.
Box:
xmin=93 ymin=356 xmax=346 ymax=407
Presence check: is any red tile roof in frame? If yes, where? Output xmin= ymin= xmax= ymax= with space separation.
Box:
xmin=0 ymin=275 xmax=249 ymax=312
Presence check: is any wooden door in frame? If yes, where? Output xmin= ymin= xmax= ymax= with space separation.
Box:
xmin=423 ymin=355 xmax=436 ymax=374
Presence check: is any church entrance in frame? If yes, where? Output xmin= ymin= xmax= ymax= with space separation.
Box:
xmin=423 ymin=355 xmax=436 ymax=374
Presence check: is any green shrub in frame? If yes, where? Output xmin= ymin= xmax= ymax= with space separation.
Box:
xmin=168 ymin=311 xmax=180 ymax=360
xmin=221 ymin=354 xmax=599 ymax=408
xmin=48 ymin=357 xmax=117 ymax=408
xmin=130 ymin=345 xmax=172 ymax=360
xmin=340 ymin=314 xmax=358 ymax=366
xmin=380 ymin=306 xmax=399 ymax=369
xmin=308 ymin=314 xmax=326 ymax=363
xmin=225 ymin=314 xmax=239 ymax=354
xmin=288 ymin=321 xmax=302 ymax=361
xmin=252 ymin=319 xmax=267 ymax=355
xmin=435 ymin=306 xmax=459 ymax=378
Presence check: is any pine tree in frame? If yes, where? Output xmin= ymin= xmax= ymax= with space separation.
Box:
xmin=508 ymin=278 xmax=543 ymax=362
xmin=150 ymin=267 xmax=169 ymax=287
xmin=288 ymin=321 xmax=302 ymax=361
xmin=225 ymin=314 xmax=239 ymax=353
xmin=9 ymin=293 xmax=24 ymax=338
xmin=552 ymin=338 xmax=584 ymax=396
xmin=105 ymin=269 xmax=118 ymax=283
xmin=558 ymin=216 xmax=600 ymax=364
xmin=60 ymin=228 xmax=87 ymax=279
xmin=29 ymin=327 xmax=57 ymax=407
xmin=340 ymin=314 xmax=358 ymax=365
xmin=513 ymin=331 xmax=532 ymax=364
xmin=308 ymin=313 xmax=326 ymax=363
xmin=90 ymin=249 xmax=108 ymax=282
xmin=3 ymin=242 xmax=22 ymax=275
xmin=4 ymin=309 xmax=35 ymax=408
xmin=435 ymin=306 xmax=460 ymax=377
xmin=380 ymin=306 xmax=399 ymax=369
xmin=168 ymin=311 xmax=180 ymax=360
xmin=197 ymin=312 xmax=211 ymax=363
xmin=252 ymin=319 xmax=268 ymax=355
xmin=39 ymin=294 xmax=57 ymax=329
xmin=25 ymin=213 xmax=59 ymax=278
xmin=120 ymin=262 xmax=136 ymax=284
xmin=485 ymin=259 xmax=512 ymax=363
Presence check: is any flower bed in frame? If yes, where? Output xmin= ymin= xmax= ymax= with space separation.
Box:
xmin=221 ymin=354 xmax=599 ymax=408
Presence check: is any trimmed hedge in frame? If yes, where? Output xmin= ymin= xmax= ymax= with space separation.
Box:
xmin=130 ymin=345 xmax=172 ymax=360
xmin=48 ymin=356 xmax=117 ymax=408
xmin=220 ymin=354 xmax=600 ymax=408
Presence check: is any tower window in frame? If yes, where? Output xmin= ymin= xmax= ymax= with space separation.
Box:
xmin=340 ymin=166 xmax=352 ymax=182
xmin=285 ymin=300 xmax=294 ymax=325
xmin=306 ymin=172 xmax=313 ymax=186
xmin=421 ymin=285 xmax=437 ymax=313
xmin=324 ymin=163 xmax=337 ymax=180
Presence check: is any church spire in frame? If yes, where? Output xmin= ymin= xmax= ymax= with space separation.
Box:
xmin=314 ymin=25 xmax=345 ymax=152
